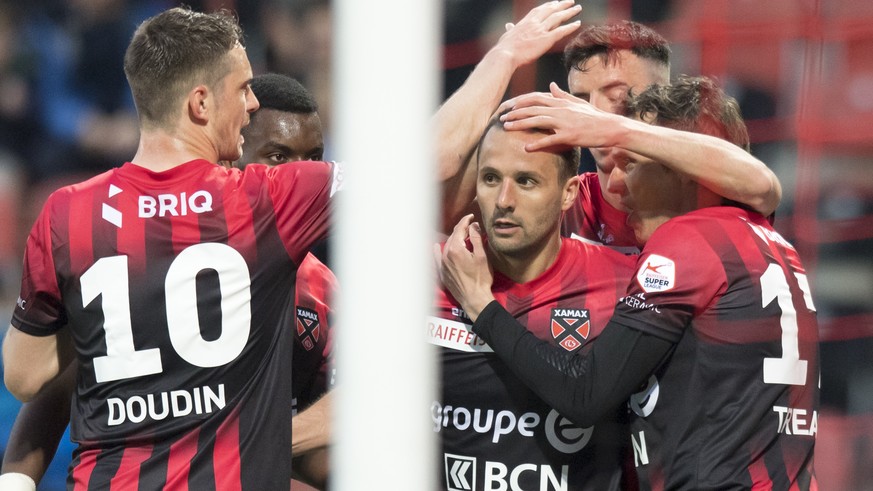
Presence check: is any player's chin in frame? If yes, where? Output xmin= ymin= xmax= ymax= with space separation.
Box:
xmin=220 ymin=146 xmax=243 ymax=164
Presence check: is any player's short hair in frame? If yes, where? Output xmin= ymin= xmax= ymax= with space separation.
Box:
xmin=124 ymin=6 xmax=244 ymax=128
xmin=479 ymin=113 xmax=580 ymax=183
xmin=626 ymin=74 xmax=750 ymax=152
xmin=563 ymin=20 xmax=670 ymax=73
xmin=250 ymin=73 xmax=318 ymax=116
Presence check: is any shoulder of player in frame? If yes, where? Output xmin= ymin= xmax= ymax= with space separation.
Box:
xmin=40 ymin=168 xmax=119 ymax=213
xmin=658 ymin=206 xmax=759 ymax=235
xmin=560 ymin=236 xmax=635 ymax=268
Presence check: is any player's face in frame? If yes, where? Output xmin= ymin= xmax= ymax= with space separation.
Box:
xmin=239 ymin=109 xmax=324 ymax=166
xmin=214 ymin=44 xmax=259 ymax=163
xmin=477 ymin=128 xmax=573 ymax=261
xmin=567 ymin=50 xmax=668 ymax=211
xmin=608 ymin=148 xmax=683 ymax=244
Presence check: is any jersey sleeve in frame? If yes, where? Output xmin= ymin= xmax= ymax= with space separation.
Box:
xmin=609 ymin=219 xmax=727 ymax=343
xmin=11 ymin=194 xmax=65 ymax=336
xmin=472 ymin=300 xmax=675 ymax=427
xmin=292 ymin=253 xmax=337 ymax=408
xmin=268 ymin=160 xmax=341 ymax=265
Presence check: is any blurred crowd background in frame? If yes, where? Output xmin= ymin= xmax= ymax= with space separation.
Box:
xmin=0 ymin=0 xmax=871 ymax=489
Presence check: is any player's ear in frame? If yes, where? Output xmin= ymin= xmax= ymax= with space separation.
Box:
xmin=561 ymin=175 xmax=580 ymax=212
xmin=188 ymin=85 xmax=210 ymax=124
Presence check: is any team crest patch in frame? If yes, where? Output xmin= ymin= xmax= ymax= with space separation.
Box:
xmin=550 ymin=308 xmax=590 ymax=352
xmin=296 ymin=307 xmax=321 ymax=351
xmin=636 ymin=254 xmax=676 ymax=293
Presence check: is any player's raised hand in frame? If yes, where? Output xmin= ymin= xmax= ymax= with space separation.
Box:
xmin=435 ymin=214 xmax=495 ymax=321
xmin=496 ymin=0 xmax=582 ymax=69
xmin=499 ymin=82 xmax=625 ymax=152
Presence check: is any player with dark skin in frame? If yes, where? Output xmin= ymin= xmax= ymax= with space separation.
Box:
xmin=1 ymin=70 xmax=335 ymax=490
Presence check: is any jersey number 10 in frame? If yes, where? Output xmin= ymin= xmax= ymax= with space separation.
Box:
xmin=81 ymin=243 xmax=252 ymax=383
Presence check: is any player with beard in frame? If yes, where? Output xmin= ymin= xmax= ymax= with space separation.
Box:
xmin=439 ymin=76 xmax=818 ymax=490
xmin=430 ymin=115 xmax=635 ymax=491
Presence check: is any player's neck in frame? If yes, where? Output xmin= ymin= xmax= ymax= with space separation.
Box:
xmin=130 ymin=127 xmax=219 ymax=171
xmin=488 ymin=234 xmax=561 ymax=285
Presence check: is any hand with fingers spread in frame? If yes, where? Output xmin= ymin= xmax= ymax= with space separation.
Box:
xmin=494 ymin=0 xmax=583 ymax=68
xmin=499 ymin=82 xmax=627 ymax=152
xmin=434 ymin=1 xmax=582 ymax=234
xmin=434 ymin=214 xmax=495 ymax=322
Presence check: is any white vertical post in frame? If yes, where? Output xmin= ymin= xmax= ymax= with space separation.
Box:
xmin=333 ymin=0 xmax=439 ymax=489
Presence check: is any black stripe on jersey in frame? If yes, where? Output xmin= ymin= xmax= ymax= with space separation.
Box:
xmin=86 ymin=447 xmax=124 ymax=490
xmin=189 ymin=425 xmax=218 ymax=490
xmin=137 ymin=440 xmax=171 ymax=490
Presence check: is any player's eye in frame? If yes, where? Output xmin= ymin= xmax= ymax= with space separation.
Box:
xmin=268 ymin=153 xmax=289 ymax=164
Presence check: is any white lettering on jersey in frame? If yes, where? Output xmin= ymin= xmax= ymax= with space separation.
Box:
xmin=427 ymin=316 xmax=492 ymax=352
xmin=631 ymin=430 xmax=650 ymax=467
xmin=772 ymin=406 xmax=818 ymax=436
xmin=444 ymin=453 xmax=569 ymax=491
xmin=138 ymin=190 xmax=213 ymax=218
xmin=636 ymin=254 xmax=676 ymax=293
xmin=744 ymin=218 xmax=793 ymax=249
xmin=107 ymin=383 xmax=225 ymax=426
xmin=432 ymin=402 xmax=593 ymax=453
xmin=629 ymin=375 xmax=660 ymax=418
xmin=484 ymin=461 xmax=568 ymax=491
xmin=619 ymin=293 xmax=660 ymax=313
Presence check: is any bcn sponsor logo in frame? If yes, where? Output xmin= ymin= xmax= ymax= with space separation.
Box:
xmin=432 ymin=402 xmax=592 ymax=453
xmin=445 ymin=453 xmax=569 ymax=491
xmin=139 ymin=190 xmax=213 ymax=218
xmin=107 ymin=384 xmax=225 ymax=426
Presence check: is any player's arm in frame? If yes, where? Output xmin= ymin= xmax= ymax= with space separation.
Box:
xmin=437 ymin=214 xmax=673 ymax=427
xmin=291 ymin=391 xmax=333 ymax=489
xmin=1 ymin=361 xmax=75 ymax=486
xmin=434 ymin=1 xmax=581 ymax=233
xmin=472 ymin=301 xmax=673 ymax=427
xmin=2 ymin=326 xmax=75 ymax=402
xmin=501 ymin=84 xmax=782 ymax=216
xmin=292 ymin=391 xmax=332 ymax=455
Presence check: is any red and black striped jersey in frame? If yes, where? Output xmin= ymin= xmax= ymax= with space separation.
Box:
xmin=430 ymin=237 xmax=636 ymax=491
xmin=11 ymin=159 xmax=338 ymax=489
xmin=561 ymin=172 xmax=639 ymax=254
xmin=611 ymin=207 xmax=819 ymax=490
xmin=292 ymin=252 xmax=335 ymax=413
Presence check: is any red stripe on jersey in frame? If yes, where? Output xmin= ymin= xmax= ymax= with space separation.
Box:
xmin=213 ymin=407 xmax=242 ymax=491
xmin=170 ymin=206 xmax=202 ymax=256
xmin=114 ymin=177 xmax=147 ymax=274
xmin=109 ymin=444 xmax=153 ymax=489
xmin=749 ymin=463 xmax=774 ymax=490
xmin=223 ymin=178 xmax=257 ymax=261
xmin=165 ymin=426 xmax=200 ymax=490
xmin=68 ymin=188 xmax=94 ymax=273
xmin=71 ymin=448 xmax=99 ymax=490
